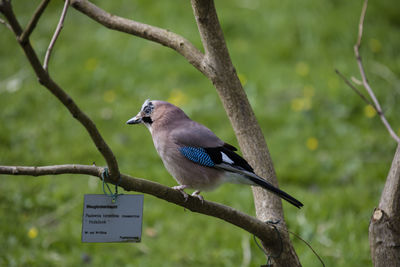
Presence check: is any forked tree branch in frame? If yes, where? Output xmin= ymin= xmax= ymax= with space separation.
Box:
xmin=338 ymin=0 xmax=400 ymax=143
xmin=0 ymin=0 xmax=120 ymax=180
xmin=0 ymin=164 xmax=281 ymax=247
xmin=353 ymin=0 xmax=399 ymax=143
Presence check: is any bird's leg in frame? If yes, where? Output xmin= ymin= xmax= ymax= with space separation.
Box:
xmin=172 ymin=185 xmax=189 ymax=202
xmin=191 ymin=190 xmax=204 ymax=203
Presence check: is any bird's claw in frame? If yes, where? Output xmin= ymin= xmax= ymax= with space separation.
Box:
xmin=172 ymin=185 xmax=189 ymax=202
xmin=191 ymin=190 xmax=204 ymax=204
xmin=172 ymin=186 xmax=204 ymax=203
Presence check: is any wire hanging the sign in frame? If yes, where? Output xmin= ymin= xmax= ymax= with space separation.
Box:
xmin=101 ymin=167 xmax=122 ymax=202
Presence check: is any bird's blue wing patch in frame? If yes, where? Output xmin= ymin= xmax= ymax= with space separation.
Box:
xmin=179 ymin=147 xmax=215 ymax=167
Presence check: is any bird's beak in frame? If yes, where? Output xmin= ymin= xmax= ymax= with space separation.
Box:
xmin=126 ymin=114 xmax=142 ymax=125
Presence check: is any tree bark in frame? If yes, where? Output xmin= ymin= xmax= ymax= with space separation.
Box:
xmin=369 ymin=143 xmax=400 ymax=266
xmin=191 ymin=0 xmax=301 ymax=265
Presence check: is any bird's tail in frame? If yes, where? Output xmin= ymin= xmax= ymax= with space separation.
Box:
xmin=247 ymin=175 xmax=303 ymax=209
xmin=216 ymin=164 xmax=303 ymax=208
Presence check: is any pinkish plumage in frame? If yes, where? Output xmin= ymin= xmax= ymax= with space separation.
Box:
xmin=127 ymin=100 xmax=303 ymax=208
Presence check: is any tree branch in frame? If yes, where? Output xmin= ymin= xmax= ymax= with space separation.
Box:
xmin=0 ymin=164 xmax=281 ymax=247
xmin=0 ymin=164 xmax=102 ymax=176
xmin=353 ymin=0 xmax=400 ymax=143
xmin=190 ymin=0 xmax=301 ymax=265
xmin=0 ymin=0 xmax=120 ymax=180
xmin=43 ymin=0 xmax=69 ymax=72
xmin=70 ymin=0 xmax=208 ymax=76
xmin=378 ymin=144 xmax=400 ymax=217
xmin=370 ymin=143 xmax=400 ymax=266
xmin=19 ymin=0 xmax=50 ymax=44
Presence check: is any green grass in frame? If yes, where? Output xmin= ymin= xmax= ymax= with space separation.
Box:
xmin=1 ymin=0 xmax=399 ymax=266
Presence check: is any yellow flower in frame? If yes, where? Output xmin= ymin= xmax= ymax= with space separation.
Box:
xmin=295 ymin=62 xmax=309 ymax=77
xmin=364 ymin=105 xmax=376 ymax=118
xmin=85 ymin=58 xmax=98 ymax=71
xmin=306 ymin=137 xmax=318 ymax=151
xmin=28 ymin=227 xmax=38 ymax=239
xmin=167 ymin=89 xmax=188 ymax=106
xmin=103 ymin=90 xmax=116 ymax=103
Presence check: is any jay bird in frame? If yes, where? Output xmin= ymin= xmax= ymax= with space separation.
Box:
xmin=127 ymin=99 xmax=303 ymax=208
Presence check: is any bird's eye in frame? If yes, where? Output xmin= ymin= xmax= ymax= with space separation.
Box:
xmin=143 ymin=103 xmax=153 ymax=115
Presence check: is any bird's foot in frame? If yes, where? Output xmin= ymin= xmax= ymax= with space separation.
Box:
xmin=191 ymin=190 xmax=204 ymax=204
xmin=172 ymin=185 xmax=189 ymax=202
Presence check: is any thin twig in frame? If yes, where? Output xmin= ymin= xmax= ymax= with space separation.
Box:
xmin=286 ymin=229 xmax=326 ymax=267
xmin=353 ymin=0 xmax=400 ymax=143
xmin=43 ymin=0 xmax=69 ymax=72
xmin=0 ymin=16 xmax=12 ymax=30
xmin=336 ymin=69 xmax=376 ymax=109
xmin=19 ymin=0 xmax=50 ymax=44
xmin=355 ymin=0 xmax=368 ymax=49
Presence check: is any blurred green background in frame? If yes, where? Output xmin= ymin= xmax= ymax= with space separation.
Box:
xmin=1 ymin=0 xmax=399 ymax=266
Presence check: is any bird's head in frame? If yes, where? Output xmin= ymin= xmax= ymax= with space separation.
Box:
xmin=127 ymin=99 xmax=189 ymax=132
xmin=126 ymin=99 xmax=155 ymax=126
